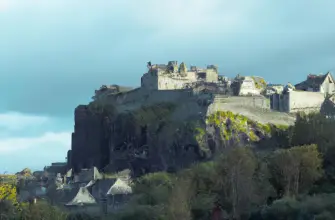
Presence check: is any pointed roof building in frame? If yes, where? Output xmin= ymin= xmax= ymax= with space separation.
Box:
xmin=106 ymin=178 xmax=132 ymax=196
xmin=65 ymin=187 xmax=97 ymax=206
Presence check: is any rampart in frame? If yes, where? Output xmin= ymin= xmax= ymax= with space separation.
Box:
xmin=97 ymin=87 xmax=195 ymax=110
xmin=289 ymin=91 xmax=325 ymax=113
xmin=208 ymin=96 xmax=270 ymax=114
xmin=271 ymin=91 xmax=325 ymax=113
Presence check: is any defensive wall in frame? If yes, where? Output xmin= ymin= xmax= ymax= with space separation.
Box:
xmin=208 ymin=95 xmax=270 ymax=114
xmin=98 ymin=87 xmax=195 ymax=111
xmin=271 ymin=91 xmax=325 ymax=113
xmin=141 ymin=65 xmax=218 ymax=91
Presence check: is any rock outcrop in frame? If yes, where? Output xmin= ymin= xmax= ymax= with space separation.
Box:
xmin=71 ymin=105 xmax=110 ymax=172
xmin=69 ymin=93 xmax=292 ymax=177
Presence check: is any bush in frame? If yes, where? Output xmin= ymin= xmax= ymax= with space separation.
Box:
xmin=259 ymin=194 xmax=335 ymax=220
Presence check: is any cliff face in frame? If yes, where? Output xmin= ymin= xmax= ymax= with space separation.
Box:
xmin=69 ymin=95 xmax=291 ymax=176
xmin=71 ymin=105 xmax=110 ymax=172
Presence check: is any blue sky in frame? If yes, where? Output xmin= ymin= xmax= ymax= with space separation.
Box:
xmin=0 ymin=0 xmax=335 ymax=173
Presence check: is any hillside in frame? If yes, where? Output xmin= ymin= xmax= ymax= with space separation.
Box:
xmin=69 ymin=93 xmax=294 ymax=176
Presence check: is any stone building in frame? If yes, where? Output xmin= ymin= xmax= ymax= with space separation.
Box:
xmin=141 ymin=61 xmax=219 ymax=90
xmin=270 ymin=73 xmax=335 ymax=113
xmin=295 ymin=72 xmax=335 ymax=94
xmin=231 ymin=76 xmax=263 ymax=96
xmin=265 ymin=84 xmax=284 ymax=96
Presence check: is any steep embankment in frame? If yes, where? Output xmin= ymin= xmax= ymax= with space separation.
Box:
xmin=208 ymin=96 xmax=295 ymax=125
xmin=70 ymin=95 xmax=293 ymax=177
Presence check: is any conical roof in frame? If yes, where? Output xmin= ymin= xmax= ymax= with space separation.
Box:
xmin=93 ymin=167 xmax=102 ymax=180
xmin=85 ymin=180 xmax=96 ymax=188
xmin=65 ymin=187 xmax=97 ymax=206
xmin=106 ymin=178 xmax=132 ymax=196
xmin=66 ymin=169 xmax=72 ymax=178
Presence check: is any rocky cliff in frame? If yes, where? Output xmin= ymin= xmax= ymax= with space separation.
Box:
xmin=69 ymin=89 xmax=294 ymax=177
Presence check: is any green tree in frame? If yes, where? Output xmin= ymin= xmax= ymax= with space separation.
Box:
xmin=269 ymin=144 xmax=323 ymax=197
xmin=165 ymin=178 xmax=193 ymax=220
xmin=215 ymin=147 xmax=258 ymax=219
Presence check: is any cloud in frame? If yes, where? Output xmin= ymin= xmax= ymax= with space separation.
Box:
xmin=0 ymin=131 xmax=70 ymax=154
xmin=0 ymin=112 xmax=49 ymax=131
xmin=0 ymin=112 xmax=71 ymax=172
xmin=0 ymin=0 xmax=335 ymax=118
xmin=127 ymin=0 xmax=249 ymax=35
xmin=0 ymin=0 xmax=11 ymax=11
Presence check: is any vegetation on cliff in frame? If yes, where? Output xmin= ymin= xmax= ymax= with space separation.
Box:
xmin=127 ymin=102 xmax=176 ymax=126
xmin=105 ymin=111 xmax=335 ymax=220
xmin=251 ymin=76 xmax=267 ymax=90
xmin=2 ymin=112 xmax=335 ymax=219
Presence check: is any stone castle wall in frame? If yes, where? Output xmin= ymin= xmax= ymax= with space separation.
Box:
xmin=271 ymin=91 xmax=325 ymax=113
xmin=141 ymin=71 xmax=197 ymax=90
xmin=157 ymin=74 xmax=196 ymax=90
xmin=205 ymin=69 xmax=219 ymax=83
xmin=141 ymin=68 xmax=218 ymax=91
xmin=208 ymin=96 xmax=270 ymax=115
xmin=100 ymin=87 xmax=194 ymax=112
xmin=289 ymin=91 xmax=325 ymax=113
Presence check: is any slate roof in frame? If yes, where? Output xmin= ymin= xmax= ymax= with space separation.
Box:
xmin=295 ymin=72 xmax=333 ymax=90
xmin=106 ymin=178 xmax=132 ymax=196
xmin=65 ymin=187 xmax=97 ymax=206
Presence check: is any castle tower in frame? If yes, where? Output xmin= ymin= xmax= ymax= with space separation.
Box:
xmin=167 ymin=61 xmax=178 ymax=73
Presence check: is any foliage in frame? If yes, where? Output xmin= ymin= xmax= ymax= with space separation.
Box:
xmin=165 ymin=178 xmax=193 ymax=220
xmin=131 ymin=102 xmax=176 ymax=126
xmin=109 ymin=205 xmax=166 ymax=220
xmin=0 ymin=183 xmax=17 ymax=204
xmin=87 ymin=100 xmax=117 ymax=116
xmin=0 ymin=199 xmax=69 ymax=220
xmin=5 ymin=112 xmax=335 ymax=220
xmin=251 ymin=76 xmax=267 ymax=90
xmin=115 ymin=112 xmax=335 ymax=220
xmin=18 ymin=201 xmax=68 ymax=220
xmin=214 ymin=147 xmax=260 ymax=218
xmin=257 ymin=194 xmax=335 ymax=220
xmin=132 ymin=172 xmax=174 ymax=206
xmin=206 ymin=111 xmax=283 ymax=142
xmin=269 ymin=144 xmax=323 ymax=197
xmin=0 ymin=175 xmax=16 ymax=184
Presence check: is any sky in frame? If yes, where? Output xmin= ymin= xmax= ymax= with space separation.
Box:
xmin=0 ymin=0 xmax=335 ymax=173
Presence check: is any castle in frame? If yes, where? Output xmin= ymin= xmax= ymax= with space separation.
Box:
xmin=93 ymin=61 xmax=264 ymax=101
xmin=67 ymin=61 xmax=335 ymax=173
xmin=91 ymin=61 xmax=335 ymax=115
xmin=141 ymin=61 xmax=219 ymax=90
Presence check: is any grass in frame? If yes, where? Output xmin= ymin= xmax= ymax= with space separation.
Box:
xmin=205 ymin=111 xmax=289 ymax=142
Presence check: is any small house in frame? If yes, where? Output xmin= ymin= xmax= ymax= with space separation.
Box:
xmin=295 ymin=72 xmax=335 ymax=94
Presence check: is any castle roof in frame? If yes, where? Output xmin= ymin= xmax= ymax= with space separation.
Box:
xmin=295 ymin=72 xmax=333 ymax=90
xmin=106 ymin=178 xmax=132 ymax=196
xmin=65 ymin=187 xmax=97 ymax=206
